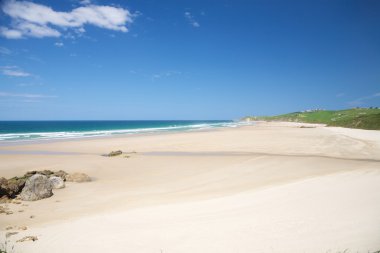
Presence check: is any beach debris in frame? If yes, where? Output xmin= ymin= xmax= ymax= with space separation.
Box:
xmin=18 ymin=210 xmax=24 ymax=212
xmin=5 ymin=226 xmax=13 ymax=230
xmin=0 ymin=206 xmax=13 ymax=215
xmin=30 ymin=215 xmax=35 ymax=219
xmin=12 ymin=200 xmax=21 ymax=204
xmin=49 ymin=176 xmax=65 ymax=189
xmin=16 ymin=236 xmax=38 ymax=243
xmin=0 ymin=196 xmax=12 ymax=204
xmin=105 ymin=150 xmax=123 ymax=157
xmin=20 ymin=174 xmax=53 ymax=201
xmin=18 ymin=226 xmax=28 ymax=230
xmin=6 ymin=232 xmax=18 ymax=238
xmin=66 ymin=172 xmax=91 ymax=183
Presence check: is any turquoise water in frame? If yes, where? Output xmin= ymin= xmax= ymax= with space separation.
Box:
xmin=0 ymin=120 xmax=240 ymax=142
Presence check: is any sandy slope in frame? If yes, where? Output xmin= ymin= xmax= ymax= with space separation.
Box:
xmin=0 ymin=122 xmax=380 ymax=252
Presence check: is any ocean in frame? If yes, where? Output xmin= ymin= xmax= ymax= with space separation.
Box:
xmin=0 ymin=120 xmax=241 ymax=142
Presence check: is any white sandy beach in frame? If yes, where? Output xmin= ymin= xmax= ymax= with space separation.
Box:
xmin=1 ymin=122 xmax=380 ymax=253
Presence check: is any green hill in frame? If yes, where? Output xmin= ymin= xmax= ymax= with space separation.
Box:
xmin=243 ymin=108 xmax=380 ymax=130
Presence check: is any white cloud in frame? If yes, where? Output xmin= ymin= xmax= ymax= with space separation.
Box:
xmin=0 ymin=91 xmax=56 ymax=98
xmin=55 ymin=42 xmax=64 ymax=47
xmin=1 ymin=66 xmax=30 ymax=77
xmin=184 ymin=12 xmax=200 ymax=28
xmin=0 ymin=27 xmax=23 ymax=39
xmin=0 ymin=0 xmax=134 ymax=39
xmin=17 ymin=22 xmax=61 ymax=38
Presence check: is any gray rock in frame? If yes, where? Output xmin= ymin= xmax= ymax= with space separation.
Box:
xmin=66 ymin=173 xmax=91 ymax=183
xmin=20 ymin=174 xmax=53 ymax=201
xmin=49 ymin=176 xmax=65 ymax=189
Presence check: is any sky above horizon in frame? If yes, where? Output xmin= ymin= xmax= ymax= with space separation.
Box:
xmin=0 ymin=0 xmax=379 ymax=120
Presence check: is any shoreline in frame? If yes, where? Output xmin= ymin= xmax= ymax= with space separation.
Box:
xmin=0 ymin=121 xmax=247 ymax=147
xmin=2 ymin=119 xmax=378 ymax=148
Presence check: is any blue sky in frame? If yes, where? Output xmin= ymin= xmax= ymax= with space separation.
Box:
xmin=0 ymin=0 xmax=379 ymax=120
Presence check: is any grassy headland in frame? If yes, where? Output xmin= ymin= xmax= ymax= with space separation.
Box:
xmin=243 ymin=108 xmax=380 ymax=130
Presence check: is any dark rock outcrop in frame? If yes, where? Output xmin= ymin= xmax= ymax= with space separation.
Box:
xmin=0 ymin=176 xmax=27 ymax=198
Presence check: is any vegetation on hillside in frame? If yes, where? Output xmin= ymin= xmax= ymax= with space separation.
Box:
xmin=243 ymin=108 xmax=380 ymax=130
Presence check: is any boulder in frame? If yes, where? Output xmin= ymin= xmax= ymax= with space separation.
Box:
xmin=49 ymin=176 xmax=65 ymax=189
xmin=0 ymin=176 xmax=27 ymax=198
xmin=66 ymin=173 xmax=91 ymax=183
xmin=20 ymin=174 xmax=53 ymax=201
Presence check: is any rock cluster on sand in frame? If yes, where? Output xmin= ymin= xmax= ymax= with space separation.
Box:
xmin=0 ymin=169 xmax=90 ymax=202
xmin=66 ymin=173 xmax=91 ymax=183
xmin=0 ymin=170 xmax=69 ymax=200
xmin=106 ymin=150 xmax=123 ymax=157
xmin=20 ymin=174 xmax=53 ymax=201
